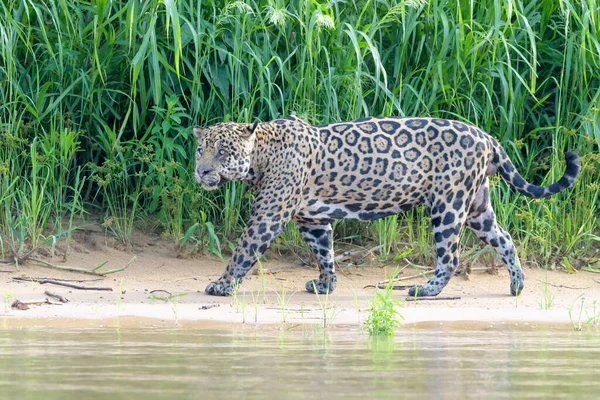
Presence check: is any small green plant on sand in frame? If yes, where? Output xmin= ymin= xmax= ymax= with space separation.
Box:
xmin=587 ymin=300 xmax=599 ymax=327
xmin=538 ymin=276 xmax=555 ymax=310
xmin=569 ymin=297 xmax=600 ymax=331
xmin=4 ymin=290 xmax=12 ymax=312
xmin=253 ymin=255 xmax=268 ymax=304
xmin=312 ymin=282 xmax=339 ymax=329
xmin=365 ymin=270 xmax=404 ymax=335
xmin=275 ymin=285 xmax=292 ymax=324
xmin=569 ymin=295 xmax=586 ymax=331
xmin=170 ymin=295 xmax=183 ymax=326
xmin=147 ymin=292 xmax=188 ymax=301
xmin=147 ymin=292 xmax=188 ymax=326
xmin=230 ymin=280 xmax=249 ymax=323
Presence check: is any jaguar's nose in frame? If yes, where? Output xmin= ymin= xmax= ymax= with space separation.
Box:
xmin=196 ymin=168 xmax=213 ymax=177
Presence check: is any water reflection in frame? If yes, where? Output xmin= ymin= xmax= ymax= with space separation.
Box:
xmin=0 ymin=325 xmax=599 ymax=399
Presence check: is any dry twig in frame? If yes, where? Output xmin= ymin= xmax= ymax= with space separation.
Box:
xmin=12 ymin=277 xmax=113 ymax=291
xmin=536 ymin=280 xmax=590 ymax=290
xmin=364 ymin=270 xmax=434 ymax=289
xmin=404 ymin=296 xmax=462 ymax=301
xmin=0 ymin=236 xmax=135 ymax=276
xmin=11 ymin=299 xmax=62 ymax=310
xmin=26 ymin=256 xmax=136 ymax=276
xmin=25 ymin=277 xmax=104 ymax=283
xmin=363 ymin=284 xmax=415 ymax=290
xmin=44 ymin=290 xmax=69 ymax=303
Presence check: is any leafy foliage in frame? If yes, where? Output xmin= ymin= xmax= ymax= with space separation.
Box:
xmin=365 ymin=272 xmax=404 ymax=335
xmin=0 ymin=0 xmax=598 ymax=262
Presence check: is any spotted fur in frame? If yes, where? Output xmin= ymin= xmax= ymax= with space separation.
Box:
xmin=194 ymin=116 xmax=581 ymax=297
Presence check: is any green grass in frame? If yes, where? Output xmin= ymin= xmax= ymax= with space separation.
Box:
xmin=0 ymin=0 xmax=598 ymax=268
xmin=538 ymin=275 xmax=555 ymax=310
xmin=364 ymin=270 xmax=404 ymax=335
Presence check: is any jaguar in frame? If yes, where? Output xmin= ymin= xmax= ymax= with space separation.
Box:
xmin=193 ymin=115 xmax=580 ymax=297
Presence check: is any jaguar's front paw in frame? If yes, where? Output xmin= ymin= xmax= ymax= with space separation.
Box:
xmin=205 ymin=281 xmax=235 ymax=296
xmin=510 ymin=271 xmax=525 ymax=296
xmin=305 ymin=277 xmax=336 ymax=294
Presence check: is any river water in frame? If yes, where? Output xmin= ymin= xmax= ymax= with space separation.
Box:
xmin=1 ymin=324 xmax=599 ymax=399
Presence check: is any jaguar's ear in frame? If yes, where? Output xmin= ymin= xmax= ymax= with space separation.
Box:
xmin=241 ymin=122 xmax=259 ymax=139
xmin=193 ymin=126 xmax=204 ymax=141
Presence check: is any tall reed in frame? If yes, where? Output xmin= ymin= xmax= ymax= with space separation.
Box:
xmin=0 ymin=0 xmax=597 ymax=263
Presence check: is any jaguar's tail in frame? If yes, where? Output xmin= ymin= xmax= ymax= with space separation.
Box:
xmin=491 ymin=141 xmax=581 ymax=199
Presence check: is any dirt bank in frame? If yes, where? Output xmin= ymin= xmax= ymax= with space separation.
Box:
xmin=1 ymin=229 xmax=599 ymax=329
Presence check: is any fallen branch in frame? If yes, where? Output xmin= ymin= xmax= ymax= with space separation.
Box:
xmin=364 ymin=270 xmax=434 ymax=289
xmin=22 ymin=299 xmax=62 ymax=306
xmin=364 ymin=263 xmax=499 ymax=290
xmin=0 ymin=230 xmax=135 ymax=276
xmin=537 ymin=280 xmax=590 ymax=290
xmin=386 ymin=269 xmax=433 ymax=284
xmin=24 ymin=277 xmax=104 ymax=283
xmin=26 ymin=256 xmax=136 ymax=276
xmin=265 ymin=307 xmax=321 ymax=312
xmin=0 ymin=226 xmax=80 ymax=267
xmin=44 ymin=290 xmax=69 ymax=303
xmin=363 ymin=284 xmax=414 ymax=290
xmin=171 ymin=276 xmax=203 ymax=283
xmin=404 ymin=296 xmax=462 ymax=301
xmin=12 ymin=277 xmax=113 ymax=291
xmin=11 ymin=299 xmax=62 ymax=310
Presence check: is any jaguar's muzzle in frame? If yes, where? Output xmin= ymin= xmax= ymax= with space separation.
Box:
xmin=198 ymin=172 xmax=228 ymax=190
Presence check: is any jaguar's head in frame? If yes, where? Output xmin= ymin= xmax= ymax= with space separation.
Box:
xmin=193 ymin=122 xmax=258 ymax=190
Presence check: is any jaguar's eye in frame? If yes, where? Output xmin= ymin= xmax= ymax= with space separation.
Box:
xmin=196 ymin=147 xmax=202 ymax=156
xmin=218 ymin=149 xmax=228 ymax=157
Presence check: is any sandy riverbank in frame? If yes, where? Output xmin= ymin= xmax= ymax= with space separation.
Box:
xmin=1 ymin=230 xmax=599 ymax=329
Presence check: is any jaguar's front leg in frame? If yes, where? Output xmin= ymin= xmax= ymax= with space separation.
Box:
xmin=296 ymin=221 xmax=336 ymax=294
xmin=205 ymin=218 xmax=285 ymax=296
xmin=204 ymin=174 xmax=303 ymax=296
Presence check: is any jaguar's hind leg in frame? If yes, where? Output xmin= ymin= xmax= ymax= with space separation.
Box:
xmin=296 ymin=220 xmax=337 ymax=294
xmin=467 ymin=180 xmax=524 ymax=295
xmin=408 ymin=195 xmax=470 ymax=297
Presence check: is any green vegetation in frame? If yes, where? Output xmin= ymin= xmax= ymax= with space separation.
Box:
xmin=568 ymin=295 xmax=600 ymax=331
xmin=0 ymin=1 xmax=598 ymax=267
xmin=569 ymin=295 xmax=587 ymax=331
xmin=364 ymin=271 xmax=404 ymax=335
xmin=538 ymin=275 xmax=555 ymax=310
xmin=3 ymin=290 xmax=12 ymax=312
xmin=312 ymin=281 xmax=339 ymax=328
